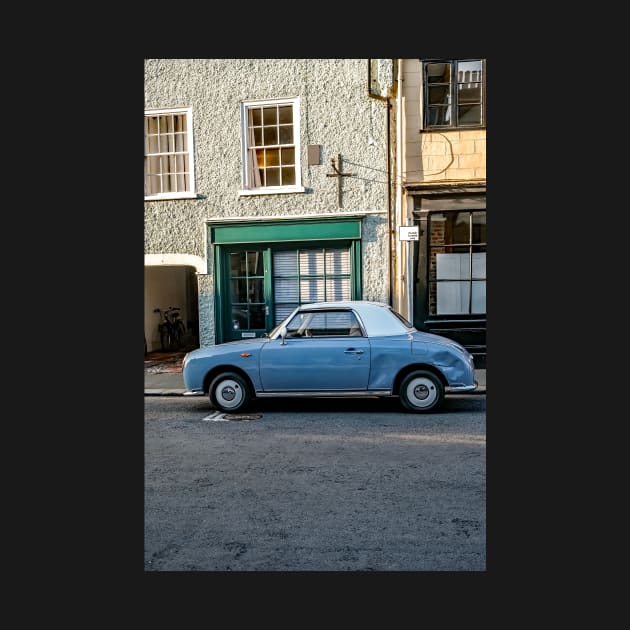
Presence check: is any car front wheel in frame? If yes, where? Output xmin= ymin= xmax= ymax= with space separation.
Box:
xmin=209 ymin=372 xmax=252 ymax=413
xmin=399 ymin=370 xmax=444 ymax=413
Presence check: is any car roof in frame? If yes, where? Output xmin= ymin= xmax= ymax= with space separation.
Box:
xmin=297 ymin=300 xmax=390 ymax=313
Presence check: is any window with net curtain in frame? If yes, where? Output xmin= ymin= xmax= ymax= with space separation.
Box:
xmin=243 ymin=98 xmax=301 ymax=191
xmin=144 ymin=107 xmax=195 ymax=199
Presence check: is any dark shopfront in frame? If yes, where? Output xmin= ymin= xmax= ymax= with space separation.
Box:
xmin=411 ymin=186 xmax=486 ymax=368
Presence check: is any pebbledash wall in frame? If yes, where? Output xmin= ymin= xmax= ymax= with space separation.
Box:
xmin=144 ymin=59 xmax=394 ymax=348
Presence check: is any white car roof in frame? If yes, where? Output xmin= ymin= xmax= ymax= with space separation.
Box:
xmin=297 ymin=300 xmax=388 ymax=311
xmin=296 ymin=301 xmax=412 ymax=336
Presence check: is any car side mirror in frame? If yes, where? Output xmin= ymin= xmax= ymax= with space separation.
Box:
xmin=279 ymin=326 xmax=287 ymax=345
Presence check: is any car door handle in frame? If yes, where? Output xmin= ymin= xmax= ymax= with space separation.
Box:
xmin=344 ymin=348 xmax=364 ymax=354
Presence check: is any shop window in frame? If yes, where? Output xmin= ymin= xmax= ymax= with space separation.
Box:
xmin=273 ymin=248 xmax=351 ymax=324
xmin=428 ymin=211 xmax=486 ymax=315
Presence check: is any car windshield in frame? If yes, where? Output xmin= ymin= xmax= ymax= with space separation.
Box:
xmin=267 ymin=317 xmax=291 ymax=339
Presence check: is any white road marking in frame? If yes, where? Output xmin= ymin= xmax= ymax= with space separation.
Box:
xmin=201 ymin=411 xmax=262 ymax=422
xmin=202 ymin=411 xmax=228 ymax=422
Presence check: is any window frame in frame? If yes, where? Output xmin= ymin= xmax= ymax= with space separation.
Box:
xmin=239 ymin=97 xmax=305 ymax=196
xmin=144 ymin=106 xmax=196 ymax=200
xmin=421 ymin=59 xmax=485 ymax=131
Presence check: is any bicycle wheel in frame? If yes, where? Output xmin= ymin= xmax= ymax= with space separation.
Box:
xmin=174 ymin=321 xmax=186 ymax=348
xmin=160 ymin=325 xmax=170 ymax=351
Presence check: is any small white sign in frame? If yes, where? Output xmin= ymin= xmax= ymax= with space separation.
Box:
xmin=399 ymin=226 xmax=419 ymax=241
xmin=241 ymin=332 xmax=256 ymax=338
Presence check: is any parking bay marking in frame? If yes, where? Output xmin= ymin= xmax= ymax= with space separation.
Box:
xmin=202 ymin=411 xmax=262 ymax=422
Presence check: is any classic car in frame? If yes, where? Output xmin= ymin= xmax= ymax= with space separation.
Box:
xmin=182 ymin=300 xmax=477 ymax=413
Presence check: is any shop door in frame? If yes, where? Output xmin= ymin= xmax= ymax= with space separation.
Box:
xmin=226 ymin=249 xmax=272 ymax=341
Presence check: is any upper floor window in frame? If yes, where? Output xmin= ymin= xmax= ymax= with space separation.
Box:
xmin=240 ymin=97 xmax=304 ymax=195
xmin=144 ymin=107 xmax=196 ymax=200
xmin=422 ymin=59 xmax=485 ymax=130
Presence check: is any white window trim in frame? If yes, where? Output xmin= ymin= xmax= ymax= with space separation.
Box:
xmin=239 ymin=97 xmax=305 ymax=195
xmin=145 ymin=106 xmax=196 ymax=201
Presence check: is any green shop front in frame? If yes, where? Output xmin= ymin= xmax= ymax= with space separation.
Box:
xmin=209 ymin=217 xmax=363 ymax=344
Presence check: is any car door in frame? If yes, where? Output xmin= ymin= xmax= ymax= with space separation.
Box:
xmin=259 ymin=309 xmax=370 ymax=391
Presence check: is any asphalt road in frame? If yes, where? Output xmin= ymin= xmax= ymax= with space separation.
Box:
xmin=144 ymin=394 xmax=486 ymax=571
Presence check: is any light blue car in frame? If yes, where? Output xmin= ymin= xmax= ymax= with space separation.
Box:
xmin=182 ymin=301 xmax=477 ymax=413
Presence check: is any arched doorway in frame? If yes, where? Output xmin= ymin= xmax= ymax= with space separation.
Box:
xmin=144 ymin=265 xmax=199 ymax=353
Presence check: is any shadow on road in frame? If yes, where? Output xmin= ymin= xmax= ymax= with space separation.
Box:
xmin=192 ymin=394 xmax=486 ymax=415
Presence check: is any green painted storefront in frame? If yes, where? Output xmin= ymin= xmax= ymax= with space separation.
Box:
xmin=209 ymin=218 xmax=363 ymax=343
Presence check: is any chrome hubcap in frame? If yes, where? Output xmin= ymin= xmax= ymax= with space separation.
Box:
xmin=414 ymin=383 xmax=430 ymax=400
xmin=222 ymin=385 xmax=236 ymax=401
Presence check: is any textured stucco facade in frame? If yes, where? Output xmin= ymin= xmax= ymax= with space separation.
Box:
xmin=145 ymin=59 xmax=394 ymax=348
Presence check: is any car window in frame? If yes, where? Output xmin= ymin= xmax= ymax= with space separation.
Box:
xmin=389 ymin=307 xmax=413 ymax=329
xmin=286 ymin=310 xmax=362 ymax=337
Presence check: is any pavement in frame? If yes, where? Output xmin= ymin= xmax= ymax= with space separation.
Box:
xmin=144 ymin=349 xmax=486 ymax=396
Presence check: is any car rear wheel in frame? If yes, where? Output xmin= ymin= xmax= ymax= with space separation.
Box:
xmin=209 ymin=372 xmax=252 ymax=413
xmin=399 ymin=370 xmax=444 ymax=413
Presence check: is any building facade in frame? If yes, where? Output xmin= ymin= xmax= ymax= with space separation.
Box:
xmin=394 ymin=59 xmax=486 ymax=367
xmin=144 ymin=58 xmax=486 ymax=367
xmin=144 ymin=59 xmax=395 ymax=352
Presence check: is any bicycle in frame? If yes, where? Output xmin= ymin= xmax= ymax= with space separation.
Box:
xmin=154 ymin=306 xmax=186 ymax=351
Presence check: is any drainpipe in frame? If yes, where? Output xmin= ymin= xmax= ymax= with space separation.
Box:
xmin=386 ymin=91 xmax=393 ymax=307
xmin=367 ymin=59 xmax=394 ymax=307
xmin=394 ymin=58 xmax=409 ymax=318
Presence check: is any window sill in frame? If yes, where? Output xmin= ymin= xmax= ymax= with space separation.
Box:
xmin=419 ymin=126 xmax=486 ymax=133
xmin=239 ymin=186 xmax=306 ymax=197
xmin=145 ymin=193 xmax=198 ymax=201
